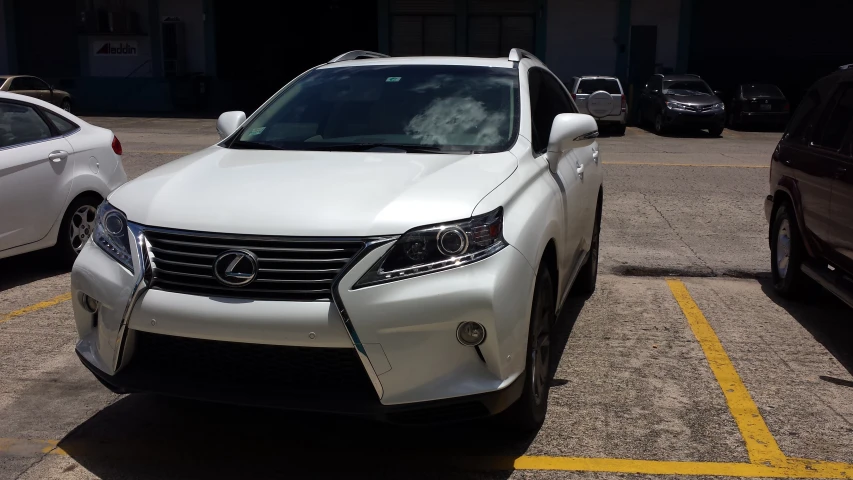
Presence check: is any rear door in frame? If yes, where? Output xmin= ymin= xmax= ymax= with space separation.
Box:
xmin=824 ymin=83 xmax=853 ymax=272
xmin=0 ymin=100 xmax=75 ymax=251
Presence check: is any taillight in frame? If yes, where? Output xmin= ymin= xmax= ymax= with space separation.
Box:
xmin=784 ymin=102 xmax=790 ymax=112
xmin=621 ymin=94 xmax=627 ymax=112
xmin=111 ymin=135 xmax=122 ymax=155
xmin=571 ymin=93 xmax=576 ymax=100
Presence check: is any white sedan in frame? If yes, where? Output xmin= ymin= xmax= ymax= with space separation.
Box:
xmin=71 ymin=49 xmax=602 ymax=429
xmin=0 ymin=92 xmax=126 ymax=264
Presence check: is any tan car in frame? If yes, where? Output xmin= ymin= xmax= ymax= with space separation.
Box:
xmin=0 ymin=75 xmax=72 ymax=112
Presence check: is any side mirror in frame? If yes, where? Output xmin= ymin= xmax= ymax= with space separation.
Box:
xmin=545 ymin=113 xmax=599 ymax=172
xmin=714 ymin=90 xmax=723 ymax=97
xmin=216 ymin=111 xmax=246 ymax=140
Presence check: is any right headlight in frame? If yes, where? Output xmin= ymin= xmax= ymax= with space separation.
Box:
xmin=354 ymin=208 xmax=506 ymax=288
xmin=93 ymin=202 xmax=134 ymax=272
xmin=666 ymin=101 xmax=690 ymax=110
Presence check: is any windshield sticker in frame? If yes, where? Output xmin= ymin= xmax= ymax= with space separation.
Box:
xmin=247 ymin=127 xmax=266 ymax=136
xmin=386 ymin=77 xmax=402 ymax=83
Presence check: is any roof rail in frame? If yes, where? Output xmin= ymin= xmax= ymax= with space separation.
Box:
xmin=329 ymin=50 xmax=389 ymax=63
xmin=684 ymin=73 xmax=701 ymax=77
xmin=840 ymin=63 xmax=853 ymax=70
xmin=508 ymin=48 xmax=543 ymax=64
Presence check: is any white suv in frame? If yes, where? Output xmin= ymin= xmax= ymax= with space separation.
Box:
xmin=71 ymin=49 xmax=603 ymax=429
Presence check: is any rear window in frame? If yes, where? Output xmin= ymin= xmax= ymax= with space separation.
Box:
xmin=576 ymin=79 xmax=621 ymax=95
xmin=742 ymin=84 xmax=784 ymax=98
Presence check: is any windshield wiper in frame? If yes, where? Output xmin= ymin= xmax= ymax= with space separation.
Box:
xmin=303 ymin=143 xmax=469 ymax=154
xmin=230 ymin=140 xmax=282 ymax=150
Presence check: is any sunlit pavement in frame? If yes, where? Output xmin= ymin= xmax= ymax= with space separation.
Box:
xmin=1 ymin=123 xmax=850 ymax=479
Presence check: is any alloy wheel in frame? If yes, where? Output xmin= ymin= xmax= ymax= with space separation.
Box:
xmin=530 ymin=290 xmax=552 ymax=406
xmin=776 ymin=218 xmax=791 ymax=279
xmin=69 ymin=205 xmax=97 ymax=253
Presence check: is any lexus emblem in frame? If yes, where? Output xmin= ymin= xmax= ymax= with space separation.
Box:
xmin=213 ymin=249 xmax=259 ymax=287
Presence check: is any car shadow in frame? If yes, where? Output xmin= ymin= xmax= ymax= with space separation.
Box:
xmin=759 ymin=278 xmax=853 ymax=379
xmin=56 ymin=297 xmax=588 ymax=479
xmin=0 ymin=249 xmax=68 ymax=293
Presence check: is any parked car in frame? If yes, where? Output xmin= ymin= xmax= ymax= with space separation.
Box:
xmin=71 ymin=49 xmax=604 ymax=429
xmin=569 ymin=76 xmax=627 ymax=135
xmin=727 ymin=84 xmax=790 ymax=130
xmin=0 ymin=76 xmax=73 ymax=112
xmin=637 ymin=74 xmax=726 ymax=136
xmin=0 ymin=92 xmax=126 ymax=264
xmin=766 ymin=65 xmax=853 ymax=308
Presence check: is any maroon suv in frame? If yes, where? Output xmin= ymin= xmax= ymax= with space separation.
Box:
xmin=766 ymin=65 xmax=853 ymax=307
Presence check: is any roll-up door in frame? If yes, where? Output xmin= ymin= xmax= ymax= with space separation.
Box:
xmin=390 ymin=0 xmax=456 ymax=56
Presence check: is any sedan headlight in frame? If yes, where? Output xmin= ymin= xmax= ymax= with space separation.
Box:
xmin=666 ymin=101 xmax=690 ymax=110
xmin=93 ymin=202 xmax=134 ymax=272
xmin=354 ymin=208 xmax=506 ymax=288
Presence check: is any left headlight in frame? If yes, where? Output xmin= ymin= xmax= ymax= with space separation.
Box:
xmin=713 ymin=103 xmax=725 ymax=110
xmin=354 ymin=207 xmax=506 ymax=288
xmin=93 ymin=202 xmax=134 ymax=272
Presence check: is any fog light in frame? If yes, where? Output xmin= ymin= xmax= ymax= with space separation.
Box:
xmin=81 ymin=293 xmax=100 ymax=314
xmin=456 ymin=322 xmax=486 ymax=346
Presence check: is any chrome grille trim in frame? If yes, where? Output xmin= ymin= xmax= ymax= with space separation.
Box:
xmin=143 ymin=226 xmax=368 ymax=301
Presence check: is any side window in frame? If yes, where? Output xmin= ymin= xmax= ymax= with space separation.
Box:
xmin=528 ymin=68 xmax=574 ymax=154
xmin=44 ymin=110 xmax=78 ymax=135
xmin=9 ymin=78 xmax=26 ymax=91
xmin=811 ymin=83 xmax=853 ymax=150
xmin=786 ymin=87 xmax=822 ymax=144
xmin=31 ymin=78 xmax=49 ymax=91
xmin=0 ymin=102 xmax=53 ymax=148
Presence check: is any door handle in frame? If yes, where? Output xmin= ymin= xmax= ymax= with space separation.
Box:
xmin=835 ymin=167 xmax=848 ymax=179
xmin=48 ymin=150 xmax=68 ymax=162
xmin=592 ymin=150 xmax=600 ymax=165
xmin=576 ymin=162 xmax=585 ymax=180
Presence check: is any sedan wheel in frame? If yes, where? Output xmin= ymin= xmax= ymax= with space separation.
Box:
xmin=57 ymin=196 xmax=101 ymax=266
xmin=61 ymin=99 xmax=71 ymax=112
xmin=654 ymin=113 xmax=664 ymax=134
xmin=69 ymin=205 xmax=97 ymax=254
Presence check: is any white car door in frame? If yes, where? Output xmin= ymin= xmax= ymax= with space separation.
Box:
xmin=0 ymin=100 xmax=75 ymax=251
xmin=529 ymin=68 xmax=586 ymax=294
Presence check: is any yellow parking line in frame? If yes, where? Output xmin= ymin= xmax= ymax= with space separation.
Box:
xmin=666 ymin=279 xmax=786 ymax=466
xmin=0 ymin=292 xmax=72 ymax=325
xmin=603 ymin=161 xmax=769 ymax=168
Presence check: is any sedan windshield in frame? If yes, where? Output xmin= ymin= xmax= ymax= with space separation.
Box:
xmin=663 ymin=80 xmax=713 ymax=96
xmin=230 ymin=65 xmax=519 ymax=153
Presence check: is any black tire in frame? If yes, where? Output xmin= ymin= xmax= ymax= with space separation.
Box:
xmin=612 ymin=124 xmax=626 ymax=136
xmin=503 ymin=266 xmax=555 ymax=432
xmin=654 ymin=112 xmax=665 ymax=134
xmin=708 ymin=126 xmax=724 ymax=137
xmin=56 ymin=195 xmax=100 ymax=266
xmin=572 ymin=196 xmax=602 ymax=296
xmin=61 ymin=98 xmax=71 ymax=113
xmin=770 ymin=203 xmax=807 ymax=297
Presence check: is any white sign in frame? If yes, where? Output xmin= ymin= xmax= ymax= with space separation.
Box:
xmin=93 ymin=41 xmax=138 ymax=56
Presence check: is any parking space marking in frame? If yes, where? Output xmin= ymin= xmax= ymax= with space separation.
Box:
xmin=603 ymin=161 xmax=769 ymax=168
xmin=0 ymin=292 xmax=71 ymax=325
xmin=667 ymin=279 xmax=785 ymax=465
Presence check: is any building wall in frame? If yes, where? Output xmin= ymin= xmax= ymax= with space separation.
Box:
xmin=545 ymin=0 xmax=619 ymax=82
xmin=160 ymin=0 xmax=206 ymax=73
xmin=0 ymin=0 xmax=8 ymax=74
xmin=630 ymin=0 xmax=680 ymax=72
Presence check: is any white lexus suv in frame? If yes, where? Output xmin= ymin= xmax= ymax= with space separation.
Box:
xmin=71 ymin=49 xmax=603 ymax=429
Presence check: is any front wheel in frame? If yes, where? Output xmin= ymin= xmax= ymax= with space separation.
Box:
xmin=61 ymin=99 xmax=71 ymax=112
xmin=654 ymin=113 xmax=665 ymax=134
xmin=708 ymin=126 xmax=724 ymax=137
xmin=503 ymin=266 xmax=555 ymax=432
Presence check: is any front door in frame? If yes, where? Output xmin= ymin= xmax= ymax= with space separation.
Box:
xmin=823 ymin=83 xmax=853 ymax=272
xmin=0 ymin=100 xmax=74 ymax=251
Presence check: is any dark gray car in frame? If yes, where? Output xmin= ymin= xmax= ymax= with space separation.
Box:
xmin=637 ymin=74 xmax=725 ymax=136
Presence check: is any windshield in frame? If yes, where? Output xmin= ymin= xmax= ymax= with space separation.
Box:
xmin=663 ymin=80 xmax=713 ymax=96
xmin=577 ymin=78 xmax=621 ymax=95
xmin=230 ymin=65 xmax=519 ymax=153
xmin=742 ymin=84 xmax=784 ymax=98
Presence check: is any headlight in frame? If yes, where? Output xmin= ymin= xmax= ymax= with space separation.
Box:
xmin=713 ymin=103 xmax=725 ymax=110
xmin=93 ymin=202 xmax=134 ymax=272
xmin=354 ymin=208 xmax=506 ymax=288
xmin=666 ymin=101 xmax=690 ymax=110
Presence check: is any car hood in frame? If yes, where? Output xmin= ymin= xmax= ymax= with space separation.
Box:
xmin=664 ymin=94 xmax=720 ymax=106
xmin=108 ymin=146 xmax=518 ymax=237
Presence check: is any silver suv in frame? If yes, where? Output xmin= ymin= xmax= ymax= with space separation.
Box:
xmin=570 ymin=76 xmax=627 ymax=135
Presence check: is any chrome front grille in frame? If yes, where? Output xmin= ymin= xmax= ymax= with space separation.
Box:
xmin=144 ymin=228 xmax=364 ymax=301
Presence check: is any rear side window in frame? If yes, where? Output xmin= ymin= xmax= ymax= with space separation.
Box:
xmin=577 ymin=79 xmax=621 ymax=95
xmin=44 ymin=110 xmax=78 ymax=135
xmin=812 ymin=83 xmax=853 ymax=150
xmin=0 ymin=102 xmax=53 ymax=148
xmin=529 ymin=68 xmax=575 ymax=154
xmin=742 ymin=84 xmax=784 ymax=98
xmin=786 ymin=87 xmax=822 ymax=144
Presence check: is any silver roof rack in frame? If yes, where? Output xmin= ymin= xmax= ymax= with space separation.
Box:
xmin=508 ymin=48 xmax=543 ymax=65
xmin=329 ymin=50 xmax=389 ymax=63
xmin=840 ymin=63 xmax=852 ymax=70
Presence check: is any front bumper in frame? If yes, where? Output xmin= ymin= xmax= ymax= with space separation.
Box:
xmin=71 ymin=233 xmax=535 ymax=419
xmin=737 ymin=111 xmax=789 ymax=126
xmin=663 ymin=109 xmax=725 ymax=128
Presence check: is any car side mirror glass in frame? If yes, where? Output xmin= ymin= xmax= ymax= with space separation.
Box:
xmin=545 ymin=113 xmax=599 ymax=172
xmin=216 ymin=111 xmax=246 ymax=140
